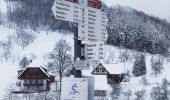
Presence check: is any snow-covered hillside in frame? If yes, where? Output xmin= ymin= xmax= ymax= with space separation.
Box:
xmin=0 ymin=25 xmax=170 ymax=99
xmin=0 ymin=26 xmax=74 ymax=98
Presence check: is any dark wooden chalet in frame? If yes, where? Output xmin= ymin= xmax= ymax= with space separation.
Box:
xmin=17 ymin=67 xmax=55 ymax=92
xmin=91 ymin=63 xmax=108 ymax=75
xmin=91 ymin=63 xmax=124 ymax=84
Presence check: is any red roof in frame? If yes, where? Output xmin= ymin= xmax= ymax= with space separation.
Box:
xmin=88 ymin=0 xmax=102 ymax=9
xmin=65 ymin=0 xmax=78 ymax=4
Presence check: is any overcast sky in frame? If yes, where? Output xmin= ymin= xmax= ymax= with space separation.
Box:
xmin=101 ymin=0 xmax=170 ymax=19
xmin=0 ymin=0 xmax=170 ymax=19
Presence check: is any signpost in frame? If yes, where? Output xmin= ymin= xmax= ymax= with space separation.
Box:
xmin=52 ymin=0 xmax=108 ymax=99
xmin=78 ymin=8 xmax=108 ymax=43
xmin=52 ymin=0 xmax=108 ymax=61
xmin=52 ymin=0 xmax=79 ymax=23
xmin=84 ymin=42 xmax=105 ymax=61
xmin=74 ymin=60 xmax=90 ymax=70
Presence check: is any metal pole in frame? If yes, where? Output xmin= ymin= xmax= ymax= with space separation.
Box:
xmin=73 ymin=23 xmax=84 ymax=77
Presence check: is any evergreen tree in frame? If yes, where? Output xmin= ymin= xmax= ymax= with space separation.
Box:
xmin=132 ymin=54 xmax=146 ymax=76
xmin=150 ymin=78 xmax=169 ymax=100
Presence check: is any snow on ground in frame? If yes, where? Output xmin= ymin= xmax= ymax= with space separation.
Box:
xmin=0 ymin=26 xmax=74 ymax=98
xmin=0 ymin=25 xmax=170 ymax=99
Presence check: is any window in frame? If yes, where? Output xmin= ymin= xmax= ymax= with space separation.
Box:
xmin=29 ymin=80 xmax=33 ymax=83
xmin=39 ymin=80 xmax=43 ymax=83
xmin=24 ymin=80 xmax=28 ymax=83
xmin=35 ymin=80 xmax=38 ymax=84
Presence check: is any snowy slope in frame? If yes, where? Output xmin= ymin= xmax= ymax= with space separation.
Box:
xmin=83 ymin=45 xmax=170 ymax=99
xmin=0 ymin=25 xmax=170 ymax=99
xmin=0 ymin=26 xmax=74 ymax=98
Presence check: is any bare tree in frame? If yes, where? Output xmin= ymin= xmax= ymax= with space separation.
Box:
xmin=19 ymin=56 xmax=32 ymax=69
xmin=15 ymin=29 xmax=36 ymax=49
xmin=140 ymin=76 xmax=149 ymax=86
xmin=0 ymin=36 xmax=13 ymax=62
xmin=122 ymin=89 xmax=132 ymax=100
xmin=105 ymin=47 xmax=115 ymax=63
xmin=151 ymin=57 xmax=164 ymax=77
xmin=47 ymin=39 xmax=73 ymax=99
xmin=110 ymin=84 xmax=122 ymax=100
xmin=150 ymin=78 xmax=169 ymax=100
xmin=118 ymin=50 xmax=130 ymax=63
xmin=2 ymin=83 xmax=19 ymax=100
xmin=134 ymin=89 xmax=146 ymax=100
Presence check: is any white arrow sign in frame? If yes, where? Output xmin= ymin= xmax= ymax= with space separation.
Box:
xmin=78 ymin=7 xmax=108 ymax=43
xmin=84 ymin=42 xmax=105 ymax=61
xmin=52 ymin=0 xmax=79 ymax=23
xmin=52 ymin=0 xmax=108 ymax=43
xmin=74 ymin=60 xmax=90 ymax=70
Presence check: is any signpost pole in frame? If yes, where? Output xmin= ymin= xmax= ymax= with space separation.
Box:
xmin=73 ymin=23 xmax=84 ymax=77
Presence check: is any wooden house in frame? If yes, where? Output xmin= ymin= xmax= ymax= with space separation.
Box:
xmin=17 ymin=67 xmax=55 ymax=92
xmin=91 ymin=63 xmax=124 ymax=84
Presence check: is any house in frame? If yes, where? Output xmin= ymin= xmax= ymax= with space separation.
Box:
xmin=17 ymin=67 xmax=55 ymax=92
xmin=91 ymin=63 xmax=125 ymax=84
xmin=67 ymin=63 xmax=125 ymax=99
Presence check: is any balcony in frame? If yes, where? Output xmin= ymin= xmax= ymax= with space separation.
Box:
xmin=23 ymin=83 xmax=44 ymax=86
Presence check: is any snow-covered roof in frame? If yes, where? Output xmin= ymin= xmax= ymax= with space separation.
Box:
xmin=40 ymin=67 xmax=50 ymax=77
xmin=103 ymin=63 xmax=125 ymax=74
xmin=82 ymin=66 xmax=94 ymax=76
xmin=94 ymin=75 xmax=110 ymax=90
xmin=18 ymin=67 xmax=50 ymax=78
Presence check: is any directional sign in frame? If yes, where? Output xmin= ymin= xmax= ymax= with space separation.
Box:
xmin=74 ymin=60 xmax=90 ymax=70
xmin=84 ymin=42 xmax=105 ymax=61
xmin=52 ymin=0 xmax=79 ymax=23
xmin=78 ymin=7 xmax=108 ymax=43
xmin=52 ymin=0 xmax=108 ymax=43
xmin=61 ymin=77 xmax=88 ymax=100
